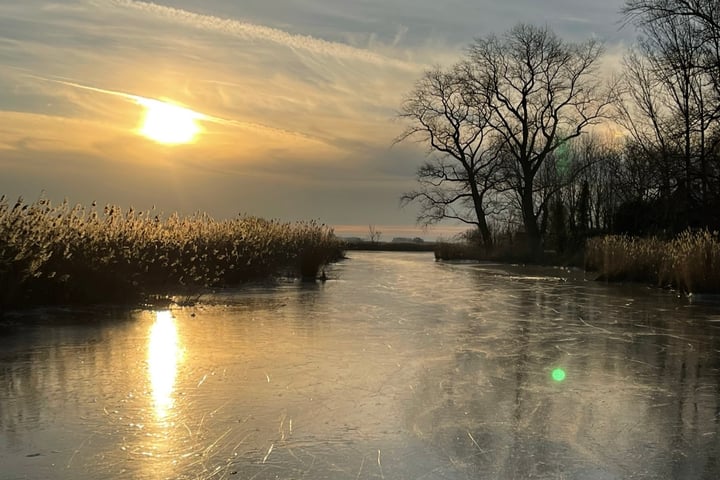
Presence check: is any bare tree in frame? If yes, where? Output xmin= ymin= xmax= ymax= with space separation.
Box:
xmin=462 ymin=24 xmax=617 ymax=253
xmin=368 ymin=225 xmax=382 ymax=243
xmin=576 ymin=134 xmax=625 ymax=232
xmin=624 ymin=0 xmax=720 ymax=36
xmin=621 ymin=0 xmax=720 ymax=227
xmin=396 ymin=66 xmax=503 ymax=250
xmin=616 ymin=48 xmax=680 ymax=200
xmin=624 ymin=1 xmax=720 ymax=122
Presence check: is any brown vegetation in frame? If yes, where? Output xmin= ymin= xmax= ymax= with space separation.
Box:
xmin=586 ymin=231 xmax=720 ymax=293
xmin=0 ymin=196 xmax=343 ymax=310
xmin=399 ymin=4 xmax=720 ymax=257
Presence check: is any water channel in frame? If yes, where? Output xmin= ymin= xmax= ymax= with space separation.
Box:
xmin=1 ymin=251 xmax=720 ymax=479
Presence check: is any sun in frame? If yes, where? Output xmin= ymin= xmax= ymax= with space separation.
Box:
xmin=137 ymin=98 xmax=203 ymax=145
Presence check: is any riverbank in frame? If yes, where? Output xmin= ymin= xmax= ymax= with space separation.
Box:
xmin=585 ymin=231 xmax=720 ymax=294
xmin=436 ymin=230 xmax=720 ymax=294
xmin=0 ymin=197 xmax=343 ymax=311
xmin=434 ymin=241 xmax=584 ymax=267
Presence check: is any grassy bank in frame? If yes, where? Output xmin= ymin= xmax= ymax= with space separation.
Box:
xmin=0 ymin=196 xmax=343 ymax=310
xmin=436 ymin=230 xmax=720 ymax=294
xmin=586 ymin=231 xmax=720 ymax=293
xmin=434 ymin=241 xmax=584 ymax=266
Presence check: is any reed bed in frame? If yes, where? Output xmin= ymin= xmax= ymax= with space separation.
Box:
xmin=585 ymin=230 xmax=720 ymax=293
xmin=0 ymin=196 xmax=343 ymax=309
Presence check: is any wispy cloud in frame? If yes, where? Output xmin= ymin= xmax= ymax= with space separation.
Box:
xmin=558 ymin=16 xmax=592 ymax=24
xmin=106 ymin=0 xmax=418 ymax=70
xmin=14 ymin=70 xmax=333 ymax=145
xmin=0 ymin=0 xmax=632 ymax=227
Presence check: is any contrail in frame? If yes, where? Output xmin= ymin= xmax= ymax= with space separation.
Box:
xmin=106 ymin=0 xmax=418 ymax=70
xmin=23 ymin=73 xmax=328 ymax=143
xmin=27 ymin=74 xmax=221 ymax=123
xmin=27 ymin=75 xmax=149 ymax=105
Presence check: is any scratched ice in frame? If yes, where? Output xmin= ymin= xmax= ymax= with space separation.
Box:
xmin=1 ymin=251 xmax=719 ymax=479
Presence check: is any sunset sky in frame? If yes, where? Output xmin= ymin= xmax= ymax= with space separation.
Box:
xmin=0 ymin=0 xmax=633 ymax=239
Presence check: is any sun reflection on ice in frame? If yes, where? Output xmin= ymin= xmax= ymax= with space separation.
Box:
xmin=148 ymin=311 xmax=182 ymax=421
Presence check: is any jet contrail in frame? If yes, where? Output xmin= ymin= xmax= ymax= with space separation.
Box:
xmin=23 ymin=73 xmax=328 ymax=143
xmin=107 ymin=0 xmax=418 ymax=71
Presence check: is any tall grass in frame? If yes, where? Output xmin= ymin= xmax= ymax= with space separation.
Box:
xmin=586 ymin=230 xmax=720 ymax=293
xmin=0 ymin=196 xmax=343 ymax=309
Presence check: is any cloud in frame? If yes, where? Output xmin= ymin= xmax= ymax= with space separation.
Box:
xmin=106 ymin=0 xmax=418 ymax=70
xmin=30 ymin=74 xmax=333 ymax=144
xmin=0 ymin=0 xmax=426 ymax=154
xmin=0 ymin=0 xmax=635 ymax=229
xmin=558 ymin=16 xmax=592 ymax=24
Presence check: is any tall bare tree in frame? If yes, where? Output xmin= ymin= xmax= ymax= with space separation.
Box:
xmin=396 ymin=67 xmax=503 ymax=250
xmin=616 ymin=49 xmax=680 ymax=203
xmin=368 ymin=225 xmax=382 ymax=243
xmin=461 ymin=24 xmax=616 ymax=253
xmin=624 ymin=1 xmax=720 ymax=116
xmin=622 ymin=0 xmax=720 ymax=226
xmin=624 ymin=0 xmax=720 ymax=35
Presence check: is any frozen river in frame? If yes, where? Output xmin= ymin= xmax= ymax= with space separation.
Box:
xmin=1 ymin=251 xmax=720 ymax=479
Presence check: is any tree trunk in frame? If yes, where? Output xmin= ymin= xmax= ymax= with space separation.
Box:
xmin=520 ymin=185 xmax=542 ymax=256
xmin=469 ymin=181 xmax=493 ymax=251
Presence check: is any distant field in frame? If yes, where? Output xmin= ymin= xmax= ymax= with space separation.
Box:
xmin=342 ymin=240 xmax=436 ymax=252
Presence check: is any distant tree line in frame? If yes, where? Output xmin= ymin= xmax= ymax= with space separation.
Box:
xmin=398 ymin=0 xmax=720 ymax=255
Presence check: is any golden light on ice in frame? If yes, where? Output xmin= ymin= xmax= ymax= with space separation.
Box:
xmin=148 ymin=310 xmax=182 ymax=420
xmin=138 ymin=98 xmax=202 ymax=144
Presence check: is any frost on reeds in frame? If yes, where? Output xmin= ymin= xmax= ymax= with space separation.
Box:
xmin=585 ymin=230 xmax=720 ymax=293
xmin=0 ymin=196 xmax=343 ymax=309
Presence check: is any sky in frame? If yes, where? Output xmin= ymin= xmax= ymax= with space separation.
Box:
xmin=0 ymin=0 xmax=633 ymax=240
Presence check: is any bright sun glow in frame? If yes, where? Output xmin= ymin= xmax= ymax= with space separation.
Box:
xmin=148 ymin=310 xmax=182 ymax=420
xmin=137 ymin=98 xmax=203 ymax=145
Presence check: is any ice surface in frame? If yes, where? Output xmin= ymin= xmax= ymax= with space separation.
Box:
xmin=1 ymin=251 xmax=719 ymax=479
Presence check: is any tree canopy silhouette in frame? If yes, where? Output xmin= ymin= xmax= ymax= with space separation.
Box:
xmin=398 ymin=24 xmax=616 ymax=253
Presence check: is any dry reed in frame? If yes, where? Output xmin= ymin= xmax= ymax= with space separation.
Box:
xmin=0 ymin=196 xmax=343 ymax=309
xmin=585 ymin=231 xmax=720 ymax=293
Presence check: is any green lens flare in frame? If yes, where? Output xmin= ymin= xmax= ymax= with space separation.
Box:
xmin=551 ymin=368 xmax=566 ymax=382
